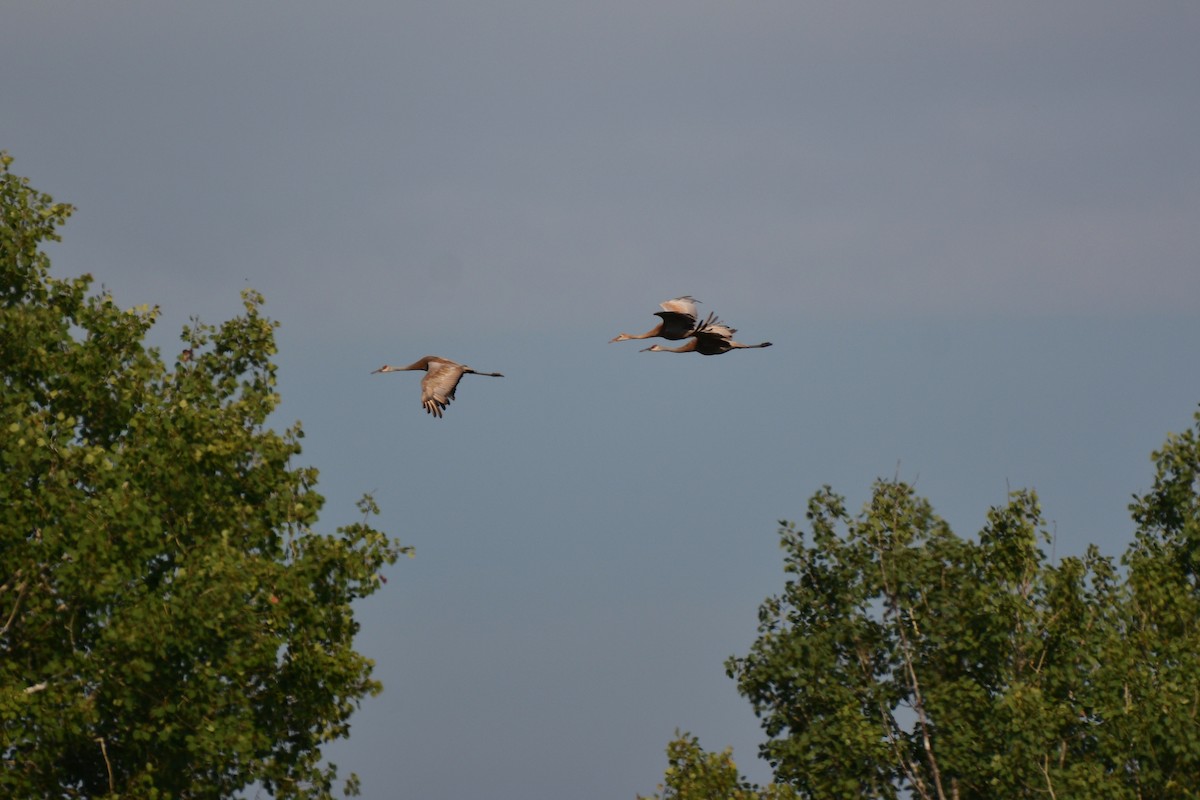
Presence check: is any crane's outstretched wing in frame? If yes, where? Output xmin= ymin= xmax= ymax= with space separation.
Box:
xmin=692 ymin=313 xmax=735 ymax=338
xmin=654 ymin=296 xmax=702 ymax=339
xmin=658 ymin=295 xmax=700 ymax=319
xmin=420 ymin=360 xmax=467 ymax=418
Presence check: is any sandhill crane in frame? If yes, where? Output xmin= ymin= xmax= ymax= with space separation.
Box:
xmin=371 ymin=356 xmax=503 ymax=418
xmin=641 ymin=314 xmax=773 ymax=355
xmin=609 ymin=295 xmax=703 ymax=343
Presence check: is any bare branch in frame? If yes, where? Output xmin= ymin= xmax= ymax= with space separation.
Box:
xmin=97 ymin=738 xmax=115 ymax=795
xmin=1 ymin=579 xmax=29 ymax=637
xmin=1039 ymin=754 xmax=1057 ymax=800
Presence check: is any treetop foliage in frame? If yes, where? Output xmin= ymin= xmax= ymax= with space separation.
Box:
xmin=646 ymin=408 xmax=1200 ymax=799
xmin=637 ymin=731 xmax=798 ymax=800
xmin=1 ymin=152 xmax=407 ymax=799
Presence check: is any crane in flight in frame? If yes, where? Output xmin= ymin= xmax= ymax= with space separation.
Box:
xmin=609 ymin=295 xmax=703 ymax=343
xmin=641 ymin=315 xmax=772 ymax=355
xmin=371 ymin=356 xmax=503 ymax=418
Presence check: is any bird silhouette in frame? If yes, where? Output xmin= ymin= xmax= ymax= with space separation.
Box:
xmin=641 ymin=314 xmax=772 ymax=355
xmin=372 ymin=356 xmax=503 ymax=418
xmin=610 ymin=296 xmax=703 ymax=343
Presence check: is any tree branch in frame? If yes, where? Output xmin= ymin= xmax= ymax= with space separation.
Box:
xmin=1039 ymin=754 xmax=1057 ymax=800
xmin=97 ymin=738 xmax=114 ymax=796
xmin=1 ymin=579 xmax=29 ymax=637
xmin=873 ymin=517 xmax=947 ymax=800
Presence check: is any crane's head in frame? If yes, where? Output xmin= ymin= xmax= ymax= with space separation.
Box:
xmin=371 ymin=364 xmax=398 ymax=374
xmin=609 ymin=333 xmax=633 ymax=343
xmin=640 ymin=344 xmax=667 ymax=353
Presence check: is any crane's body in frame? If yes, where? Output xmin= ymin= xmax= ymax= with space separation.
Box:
xmin=610 ymin=295 xmax=702 ymax=342
xmin=372 ymin=356 xmax=503 ymax=418
xmin=641 ymin=316 xmax=772 ymax=355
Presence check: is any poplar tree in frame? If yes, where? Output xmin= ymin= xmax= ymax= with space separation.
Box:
xmin=1 ymin=153 xmax=405 ymax=799
xmin=648 ymin=406 xmax=1200 ymax=798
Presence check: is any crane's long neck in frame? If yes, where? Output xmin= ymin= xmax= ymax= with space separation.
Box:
xmin=372 ymin=362 xmax=426 ymax=374
xmin=615 ymin=326 xmax=661 ymax=342
xmin=646 ymin=340 xmax=697 ymax=353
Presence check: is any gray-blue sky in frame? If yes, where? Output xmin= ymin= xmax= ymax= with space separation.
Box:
xmin=4 ymin=2 xmax=1200 ymax=798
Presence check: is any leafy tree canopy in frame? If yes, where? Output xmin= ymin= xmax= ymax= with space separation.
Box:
xmin=638 ymin=731 xmax=798 ymax=800
xmin=0 ymin=152 xmax=407 ymax=799
xmin=646 ymin=405 xmax=1200 ymax=799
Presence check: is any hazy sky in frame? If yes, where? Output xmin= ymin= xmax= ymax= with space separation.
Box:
xmin=4 ymin=3 xmax=1200 ymax=798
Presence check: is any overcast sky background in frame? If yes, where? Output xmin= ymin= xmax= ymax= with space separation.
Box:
xmin=4 ymin=2 xmax=1200 ymax=798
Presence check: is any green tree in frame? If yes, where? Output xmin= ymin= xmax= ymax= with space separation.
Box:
xmin=0 ymin=152 xmax=407 ymax=799
xmin=647 ymin=407 xmax=1200 ymax=799
xmin=637 ymin=732 xmax=798 ymax=800
xmin=1117 ymin=415 xmax=1200 ymax=796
